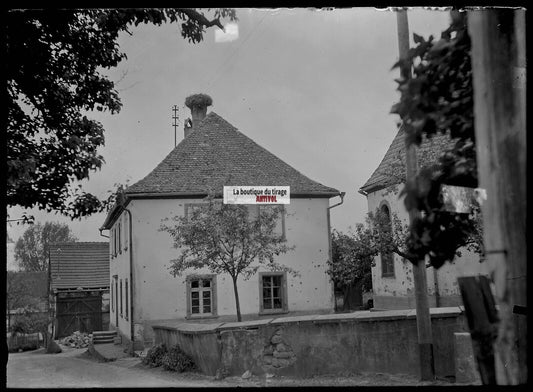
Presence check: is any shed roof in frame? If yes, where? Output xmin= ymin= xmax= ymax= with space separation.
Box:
xmin=359 ymin=126 xmax=454 ymax=194
xmin=49 ymin=242 xmax=109 ymax=291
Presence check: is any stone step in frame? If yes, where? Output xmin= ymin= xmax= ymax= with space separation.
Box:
xmin=93 ymin=338 xmax=115 ymax=344
xmin=92 ymin=330 xmax=117 ymax=337
xmin=93 ymin=335 xmax=116 ymax=340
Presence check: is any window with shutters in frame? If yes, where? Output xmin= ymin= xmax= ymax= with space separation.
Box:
xmin=259 ymin=272 xmax=288 ymax=314
xmin=186 ymin=275 xmax=217 ymax=319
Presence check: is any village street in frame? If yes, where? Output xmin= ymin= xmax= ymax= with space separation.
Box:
xmin=7 ymin=345 xmax=461 ymax=388
xmin=6 ymin=347 xmax=214 ymax=388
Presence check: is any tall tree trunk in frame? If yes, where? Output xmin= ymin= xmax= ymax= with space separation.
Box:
xmin=231 ymin=275 xmax=242 ymax=322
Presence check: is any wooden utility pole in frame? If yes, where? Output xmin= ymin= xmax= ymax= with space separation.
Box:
xmin=172 ymin=105 xmax=179 ymax=147
xmin=467 ymin=9 xmax=526 ymax=385
xmin=396 ymin=9 xmax=435 ymax=381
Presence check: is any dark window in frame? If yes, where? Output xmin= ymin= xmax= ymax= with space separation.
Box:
xmin=259 ymin=272 xmax=288 ymax=314
xmin=111 ymin=283 xmax=114 ymax=312
xmin=125 ymin=279 xmax=129 ymax=320
xmin=113 ymin=227 xmax=117 ymax=257
xmin=186 ymin=275 xmax=217 ymax=318
xmin=118 ymin=221 xmax=122 ymax=254
xmin=110 ymin=230 xmax=114 ymax=259
xmin=120 ymin=279 xmax=123 ymax=317
xmin=124 ymin=214 xmax=129 ymax=251
xmin=380 ymin=204 xmax=395 ymax=277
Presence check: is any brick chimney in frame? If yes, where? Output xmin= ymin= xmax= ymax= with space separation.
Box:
xmin=184 ymin=93 xmax=213 ymax=138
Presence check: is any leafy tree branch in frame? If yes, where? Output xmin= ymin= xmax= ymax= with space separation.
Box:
xmin=7 ymin=8 xmax=236 ymax=221
xmin=390 ymin=11 xmax=483 ymax=268
xmin=160 ymin=196 xmax=296 ymax=321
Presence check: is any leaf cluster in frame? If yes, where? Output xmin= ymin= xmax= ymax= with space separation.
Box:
xmin=14 ymin=221 xmax=77 ymax=271
xmin=6 ymin=9 xmax=236 ymax=220
xmin=142 ymin=343 xmax=168 ymax=367
xmin=390 ymin=11 xmax=482 ymax=268
xmin=161 ymin=345 xmax=196 ymax=372
xmin=327 ymin=226 xmax=376 ymax=292
xmin=327 ymin=209 xmax=412 ymax=291
xmin=160 ymin=196 xmax=297 ymax=281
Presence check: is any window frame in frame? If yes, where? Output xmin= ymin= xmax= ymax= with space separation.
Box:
xmin=185 ymin=274 xmax=217 ymax=319
xmin=379 ymin=203 xmax=395 ymax=278
xmin=256 ymin=205 xmax=286 ymax=240
xmin=258 ymin=271 xmax=289 ymax=315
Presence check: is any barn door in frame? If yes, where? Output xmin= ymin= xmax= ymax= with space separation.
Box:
xmin=56 ymin=293 xmax=103 ymax=338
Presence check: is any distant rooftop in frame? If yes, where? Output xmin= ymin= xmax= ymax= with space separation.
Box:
xmin=49 ymin=242 xmax=109 ymax=292
xmin=359 ymin=126 xmax=455 ymax=194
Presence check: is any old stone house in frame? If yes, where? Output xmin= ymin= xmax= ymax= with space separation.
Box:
xmin=101 ymin=95 xmax=342 ymax=350
xmin=358 ymin=126 xmax=488 ymax=310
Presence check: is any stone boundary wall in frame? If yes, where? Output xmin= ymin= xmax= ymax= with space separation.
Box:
xmin=152 ymin=307 xmax=468 ymax=379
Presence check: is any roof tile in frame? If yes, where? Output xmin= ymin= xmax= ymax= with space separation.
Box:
xmin=49 ymin=242 xmax=109 ymax=291
xmin=126 ymin=112 xmax=339 ymax=197
xmin=359 ymin=126 xmax=455 ymax=193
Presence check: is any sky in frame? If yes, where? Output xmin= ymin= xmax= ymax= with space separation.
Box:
xmin=7 ymin=8 xmax=453 ymax=261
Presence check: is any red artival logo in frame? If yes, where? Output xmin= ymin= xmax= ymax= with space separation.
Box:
xmin=256 ymin=195 xmax=278 ymax=202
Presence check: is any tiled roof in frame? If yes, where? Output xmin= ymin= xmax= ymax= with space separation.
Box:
xmin=359 ymin=126 xmax=455 ymax=194
xmin=126 ymin=112 xmax=339 ymax=197
xmin=49 ymin=242 xmax=109 ymax=291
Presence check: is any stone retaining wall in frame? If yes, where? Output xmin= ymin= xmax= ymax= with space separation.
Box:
xmin=152 ymin=307 xmax=467 ymax=379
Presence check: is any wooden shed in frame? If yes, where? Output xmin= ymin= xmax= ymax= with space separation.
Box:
xmin=49 ymin=242 xmax=109 ymax=338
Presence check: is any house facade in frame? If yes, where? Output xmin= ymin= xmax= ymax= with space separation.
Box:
xmin=101 ymin=95 xmax=341 ymax=350
xmin=49 ymin=242 xmax=110 ymax=338
xmin=359 ymin=126 xmax=489 ymax=310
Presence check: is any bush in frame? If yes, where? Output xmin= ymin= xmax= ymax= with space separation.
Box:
xmin=142 ymin=343 xmax=167 ymax=367
xmin=161 ymin=345 xmax=196 ymax=372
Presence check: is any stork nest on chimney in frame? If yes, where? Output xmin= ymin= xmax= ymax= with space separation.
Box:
xmin=185 ymin=93 xmax=213 ymax=108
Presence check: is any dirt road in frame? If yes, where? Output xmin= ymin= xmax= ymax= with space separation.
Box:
xmin=6 ymin=347 xmax=216 ymax=388
xmin=7 ymin=346 xmax=467 ymax=388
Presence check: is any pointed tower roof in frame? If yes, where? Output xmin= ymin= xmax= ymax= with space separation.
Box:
xmin=359 ymin=126 xmax=454 ymax=194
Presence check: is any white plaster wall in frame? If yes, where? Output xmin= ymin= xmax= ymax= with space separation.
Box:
xmin=366 ymin=185 xmax=487 ymax=300
xmin=367 ymin=186 xmax=413 ymax=298
xmin=109 ymin=211 xmax=132 ymax=338
xmin=128 ymin=197 xmax=334 ymax=324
